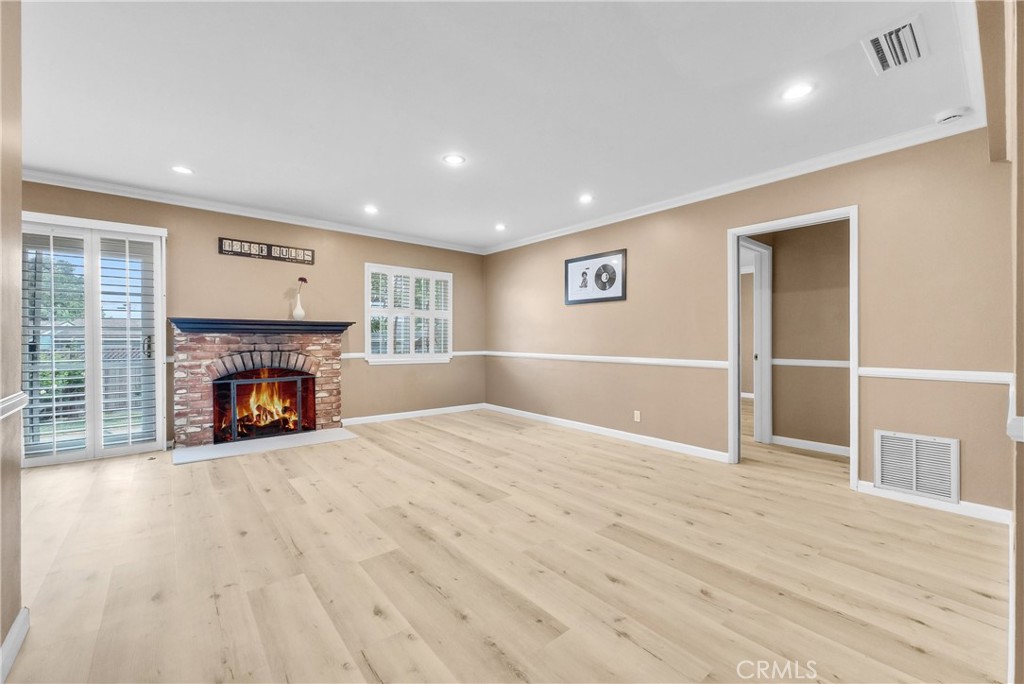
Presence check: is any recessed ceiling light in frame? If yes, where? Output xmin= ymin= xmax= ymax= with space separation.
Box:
xmin=579 ymin=193 xmax=593 ymax=205
xmin=781 ymin=82 xmax=814 ymax=101
xmin=364 ymin=204 xmax=379 ymax=215
xmin=171 ymin=165 xmax=193 ymax=175
xmin=442 ymin=153 xmax=466 ymax=166
xmin=495 ymin=223 xmax=506 ymax=232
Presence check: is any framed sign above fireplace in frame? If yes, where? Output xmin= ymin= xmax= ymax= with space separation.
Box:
xmin=218 ymin=237 xmax=315 ymax=265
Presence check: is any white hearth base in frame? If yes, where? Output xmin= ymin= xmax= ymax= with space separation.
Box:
xmin=172 ymin=428 xmax=357 ymax=465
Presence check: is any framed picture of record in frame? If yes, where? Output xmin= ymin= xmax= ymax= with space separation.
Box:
xmin=564 ymin=249 xmax=627 ymax=305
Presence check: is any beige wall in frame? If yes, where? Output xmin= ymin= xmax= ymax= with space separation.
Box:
xmin=771 ymin=221 xmax=849 ymax=447
xmin=484 ymin=129 xmax=1013 ymax=508
xmin=861 ymin=378 xmax=1011 ymax=508
xmin=0 ymin=0 xmax=20 ymax=642
xmin=739 ymin=273 xmax=753 ymax=395
xmin=772 ymin=221 xmax=849 ymax=360
xmin=773 ymin=367 xmax=849 ymax=448
xmin=22 ymin=183 xmax=487 ymax=422
xmin=485 ymin=358 xmax=727 ymax=450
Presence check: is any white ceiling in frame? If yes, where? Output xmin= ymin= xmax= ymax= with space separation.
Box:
xmin=23 ymin=2 xmax=986 ymax=254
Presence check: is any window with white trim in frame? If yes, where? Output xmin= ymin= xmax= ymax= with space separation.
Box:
xmin=365 ymin=263 xmax=452 ymax=364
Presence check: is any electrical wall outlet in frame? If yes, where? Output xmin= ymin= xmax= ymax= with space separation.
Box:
xmin=633 ymin=410 xmax=641 ymax=423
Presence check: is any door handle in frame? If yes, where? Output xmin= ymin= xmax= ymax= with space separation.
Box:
xmin=143 ymin=335 xmax=153 ymax=359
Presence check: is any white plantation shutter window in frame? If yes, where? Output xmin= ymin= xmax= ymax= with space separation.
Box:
xmin=433 ymin=318 xmax=449 ymax=355
xmin=414 ymin=277 xmax=430 ymax=311
xmin=434 ymin=279 xmax=449 ymax=312
xmin=369 ymin=315 xmax=388 ymax=354
xmin=370 ymin=272 xmax=389 ymax=308
xmin=393 ymin=315 xmax=411 ymax=354
xmin=365 ymin=264 xmax=452 ymax=364
xmin=414 ymin=316 xmax=430 ymax=354
xmin=393 ymin=274 xmax=410 ymax=308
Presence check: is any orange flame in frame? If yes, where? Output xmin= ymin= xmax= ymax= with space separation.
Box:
xmin=237 ymin=369 xmax=298 ymax=431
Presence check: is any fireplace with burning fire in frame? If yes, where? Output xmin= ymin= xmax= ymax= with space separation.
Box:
xmin=213 ymin=368 xmax=316 ymax=443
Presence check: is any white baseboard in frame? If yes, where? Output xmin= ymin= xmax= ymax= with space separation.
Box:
xmin=771 ymin=435 xmax=849 ymax=458
xmin=1 ymin=607 xmax=29 ymax=683
xmin=342 ymin=402 xmax=730 ymax=463
xmin=484 ymin=404 xmax=731 ymax=463
xmin=343 ymin=403 xmax=488 ymax=426
xmin=740 ymin=392 xmax=754 ymax=400
xmin=857 ymin=481 xmax=1011 ymax=524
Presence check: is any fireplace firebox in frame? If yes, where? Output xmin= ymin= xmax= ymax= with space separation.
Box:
xmin=213 ymin=368 xmax=316 ymax=443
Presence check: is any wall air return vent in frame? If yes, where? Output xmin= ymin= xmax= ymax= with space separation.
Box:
xmin=874 ymin=430 xmax=959 ymax=503
xmin=862 ymin=17 xmax=927 ymax=75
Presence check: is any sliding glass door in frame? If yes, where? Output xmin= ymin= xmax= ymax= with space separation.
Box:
xmin=22 ymin=218 xmax=165 ymax=465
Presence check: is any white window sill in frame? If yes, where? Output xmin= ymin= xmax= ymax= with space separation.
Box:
xmin=365 ymin=355 xmax=454 ymax=366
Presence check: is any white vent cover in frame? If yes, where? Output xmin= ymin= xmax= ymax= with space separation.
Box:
xmin=874 ymin=430 xmax=959 ymax=503
xmin=862 ymin=17 xmax=927 ymax=75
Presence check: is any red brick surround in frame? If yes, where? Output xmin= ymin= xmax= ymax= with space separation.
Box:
xmin=172 ymin=327 xmax=344 ymax=448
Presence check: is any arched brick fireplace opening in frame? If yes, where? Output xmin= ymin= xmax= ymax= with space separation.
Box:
xmin=169 ymin=318 xmax=353 ymax=449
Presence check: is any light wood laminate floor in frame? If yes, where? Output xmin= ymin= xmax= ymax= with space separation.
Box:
xmin=11 ymin=407 xmax=1008 ymax=683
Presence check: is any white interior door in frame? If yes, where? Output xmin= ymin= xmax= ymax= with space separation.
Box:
xmin=739 ymin=237 xmax=773 ymax=445
xmin=21 ymin=217 xmax=166 ymax=465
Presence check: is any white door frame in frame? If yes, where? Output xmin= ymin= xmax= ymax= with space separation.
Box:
xmin=739 ymin=237 xmax=773 ymax=443
xmin=727 ymin=206 xmax=859 ymax=490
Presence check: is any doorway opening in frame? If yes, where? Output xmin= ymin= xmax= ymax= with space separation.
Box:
xmin=727 ymin=207 xmax=859 ymax=489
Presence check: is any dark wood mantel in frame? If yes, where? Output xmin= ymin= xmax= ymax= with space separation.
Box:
xmin=169 ymin=318 xmax=355 ymax=335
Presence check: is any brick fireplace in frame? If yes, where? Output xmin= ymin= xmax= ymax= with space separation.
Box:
xmin=169 ymin=318 xmax=353 ymax=448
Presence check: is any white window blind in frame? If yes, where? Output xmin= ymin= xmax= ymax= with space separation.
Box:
xmin=22 ymin=233 xmax=88 ymax=455
xmin=364 ymin=263 xmax=453 ymax=364
xmin=99 ymin=238 xmax=158 ymax=448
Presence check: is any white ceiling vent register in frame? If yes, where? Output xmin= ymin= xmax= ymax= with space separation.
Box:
xmin=874 ymin=430 xmax=959 ymax=503
xmin=862 ymin=17 xmax=927 ymax=75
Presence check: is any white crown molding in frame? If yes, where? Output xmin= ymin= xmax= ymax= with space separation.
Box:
xmin=484 ymin=121 xmax=984 ymax=255
xmin=22 ymin=168 xmax=487 ymax=255
xmin=26 ymin=121 xmax=983 ymax=261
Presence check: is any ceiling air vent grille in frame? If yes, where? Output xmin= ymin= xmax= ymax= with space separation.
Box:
xmin=874 ymin=430 xmax=959 ymax=503
xmin=862 ymin=18 xmax=927 ymax=75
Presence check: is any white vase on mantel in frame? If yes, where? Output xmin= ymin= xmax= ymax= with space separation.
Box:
xmin=293 ymin=293 xmax=306 ymax=321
